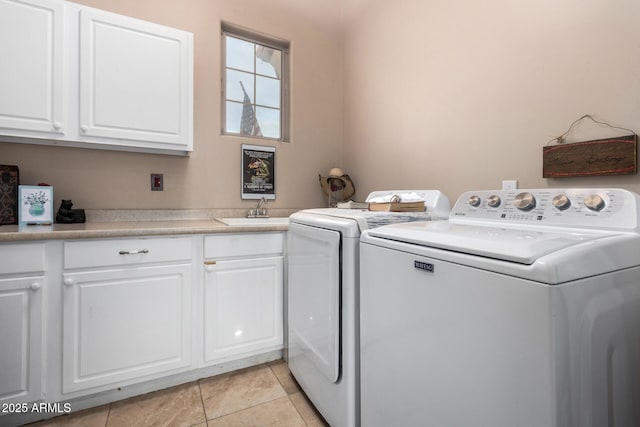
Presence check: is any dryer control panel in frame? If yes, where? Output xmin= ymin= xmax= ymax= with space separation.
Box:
xmin=451 ymin=188 xmax=640 ymax=231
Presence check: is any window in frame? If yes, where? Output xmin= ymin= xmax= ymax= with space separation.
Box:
xmin=222 ymin=23 xmax=289 ymax=141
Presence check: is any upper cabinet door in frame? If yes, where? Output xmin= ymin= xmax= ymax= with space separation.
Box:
xmin=0 ymin=0 xmax=64 ymax=135
xmin=78 ymin=8 xmax=193 ymax=150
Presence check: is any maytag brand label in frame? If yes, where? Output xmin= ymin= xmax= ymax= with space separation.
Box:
xmin=414 ymin=260 xmax=434 ymax=273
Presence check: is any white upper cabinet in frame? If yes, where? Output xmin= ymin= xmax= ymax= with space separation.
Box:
xmin=0 ymin=0 xmax=193 ymax=155
xmin=76 ymin=6 xmax=193 ymax=151
xmin=0 ymin=0 xmax=64 ymax=136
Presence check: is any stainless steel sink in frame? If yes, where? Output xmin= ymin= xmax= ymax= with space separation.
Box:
xmin=217 ymin=217 xmax=289 ymax=226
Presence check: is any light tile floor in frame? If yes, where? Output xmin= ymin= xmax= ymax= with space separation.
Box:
xmin=28 ymin=360 xmax=329 ymax=427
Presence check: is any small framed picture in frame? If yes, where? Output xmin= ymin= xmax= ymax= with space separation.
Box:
xmin=241 ymin=144 xmax=276 ymax=200
xmin=19 ymin=185 xmax=54 ymax=225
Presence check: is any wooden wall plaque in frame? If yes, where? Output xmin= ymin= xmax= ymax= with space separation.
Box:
xmin=543 ymin=135 xmax=637 ymax=178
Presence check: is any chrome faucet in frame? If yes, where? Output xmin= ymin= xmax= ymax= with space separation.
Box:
xmin=247 ymin=197 xmax=268 ymax=218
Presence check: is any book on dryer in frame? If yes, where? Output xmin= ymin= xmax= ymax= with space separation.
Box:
xmin=337 ymin=200 xmax=369 ymax=209
xmin=368 ymin=201 xmax=425 ymax=212
xmin=366 ymin=191 xmax=426 ymax=212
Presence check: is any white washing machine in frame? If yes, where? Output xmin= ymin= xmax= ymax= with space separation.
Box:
xmin=360 ymin=188 xmax=640 ymax=427
xmin=287 ymin=190 xmax=450 ymax=427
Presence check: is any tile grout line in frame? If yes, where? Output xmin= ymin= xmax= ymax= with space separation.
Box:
xmin=201 ymin=364 xmax=296 ymax=424
xmin=268 ymin=363 xmax=311 ymax=427
xmin=289 ymin=395 xmax=312 ymax=427
xmin=104 ymin=403 xmax=112 ymax=427
xmin=196 ymin=379 xmax=209 ymax=424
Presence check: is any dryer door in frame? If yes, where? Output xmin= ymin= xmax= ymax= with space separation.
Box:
xmin=287 ymin=222 xmax=341 ymax=383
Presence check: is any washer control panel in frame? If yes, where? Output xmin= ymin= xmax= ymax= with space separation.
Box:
xmin=451 ymin=188 xmax=640 ymax=230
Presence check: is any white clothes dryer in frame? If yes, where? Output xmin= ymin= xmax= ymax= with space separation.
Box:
xmin=360 ymin=188 xmax=640 ymax=427
xmin=287 ymin=190 xmax=450 ymax=427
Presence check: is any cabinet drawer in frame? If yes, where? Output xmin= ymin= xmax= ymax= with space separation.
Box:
xmin=204 ymin=233 xmax=283 ymax=259
xmin=0 ymin=242 xmax=46 ymax=274
xmin=64 ymin=237 xmax=192 ymax=269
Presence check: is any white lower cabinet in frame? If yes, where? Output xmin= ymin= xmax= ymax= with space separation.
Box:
xmin=204 ymin=257 xmax=283 ymax=362
xmin=0 ymin=231 xmax=286 ymax=425
xmin=0 ymin=276 xmax=44 ymax=405
xmin=61 ymin=237 xmax=192 ymax=394
xmin=203 ymin=233 xmax=284 ymax=364
xmin=0 ymin=242 xmax=46 ymax=406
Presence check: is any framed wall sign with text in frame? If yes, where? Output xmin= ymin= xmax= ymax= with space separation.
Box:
xmin=241 ymin=144 xmax=275 ymax=200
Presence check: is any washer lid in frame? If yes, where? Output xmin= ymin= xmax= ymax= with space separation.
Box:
xmin=366 ymin=221 xmax=615 ymax=264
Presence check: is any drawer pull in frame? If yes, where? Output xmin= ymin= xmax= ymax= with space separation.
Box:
xmin=63 ymin=278 xmax=74 ymax=287
xmin=30 ymin=282 xmax=42 ymax=291
xmin=204 ymin=261 xmax=216 ymax=273
xmin=119 ymin=249 xmax=149 ymax=255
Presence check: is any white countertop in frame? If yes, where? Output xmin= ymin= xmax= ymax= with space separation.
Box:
xmin=0 ymin=217 xmax=292 ymax=242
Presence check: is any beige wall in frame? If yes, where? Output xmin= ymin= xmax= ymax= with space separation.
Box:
xmin=6 ymin=0 xmax=640 ymax=211
xmin=1 ymin=0 xmax=344 ymax=210
xmin=343 ymin=0 xmax=640 ymax=205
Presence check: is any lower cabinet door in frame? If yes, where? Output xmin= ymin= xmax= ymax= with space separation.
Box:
xmin=0 ymin=276 xmax=44 ymax=404
xmin=62 ymin=264 xmax=191 ymax=393
xmin=204 ymin=256 xmax=283 ymax=364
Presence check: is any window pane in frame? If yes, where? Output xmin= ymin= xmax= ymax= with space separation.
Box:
xmin=226 ymin=36 xmax=254 ymax=72
xmin=256 ymin=45 xmax=281 ymax=78
xmin=225 ymin=101 xmax=243 ymax=134
xmin=226 ymin=69 xmax=254 ymax=103
xmin=256 ymin=76 xmax=280 ymax=108
xmin=256 ymin=106 xmax=280 ymax=139
xmin=222 ymin=24 xmax=288 ymax=141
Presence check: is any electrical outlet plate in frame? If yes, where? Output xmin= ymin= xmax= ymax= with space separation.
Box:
xmin=502 ymin=180 xmax=518 ymax=190
xmin=151 ymin=174 xmax=163 ymax=191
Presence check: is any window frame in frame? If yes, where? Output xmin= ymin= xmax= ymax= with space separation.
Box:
xmin=221 ymin=22 xmax=290 ymax=142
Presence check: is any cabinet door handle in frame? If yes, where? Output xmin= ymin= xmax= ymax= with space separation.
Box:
xmin=80 ymin=125 xmax=89 ymax=132
xmin=30 ymin=282 xmax=42 ymax=291
xmin=63 ymin=278 xmax=74 ymax=287
xmin=204 ymin=261 xmax=216 ymax=273
xmin=52 ymin=122 xmax=62 ymax=130
xmin=119 ymin=249 xmax=149 ymax=255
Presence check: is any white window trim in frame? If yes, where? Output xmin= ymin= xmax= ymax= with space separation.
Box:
xmin=221 ymin=22 xmax=290 ymax=142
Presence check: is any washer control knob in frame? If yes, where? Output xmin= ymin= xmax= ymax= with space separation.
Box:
xmin=513 ymin=192 xmax=536 ymax=211
xmin=584 ymin=194 xmax=606 ymax=211
xmin=487 ymin=195 xmax=501 ymax=208
xmin=552 ymin=194 xmax=571 ymax=211
xmin=468 ymin=195 xmax=481 ymax=207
